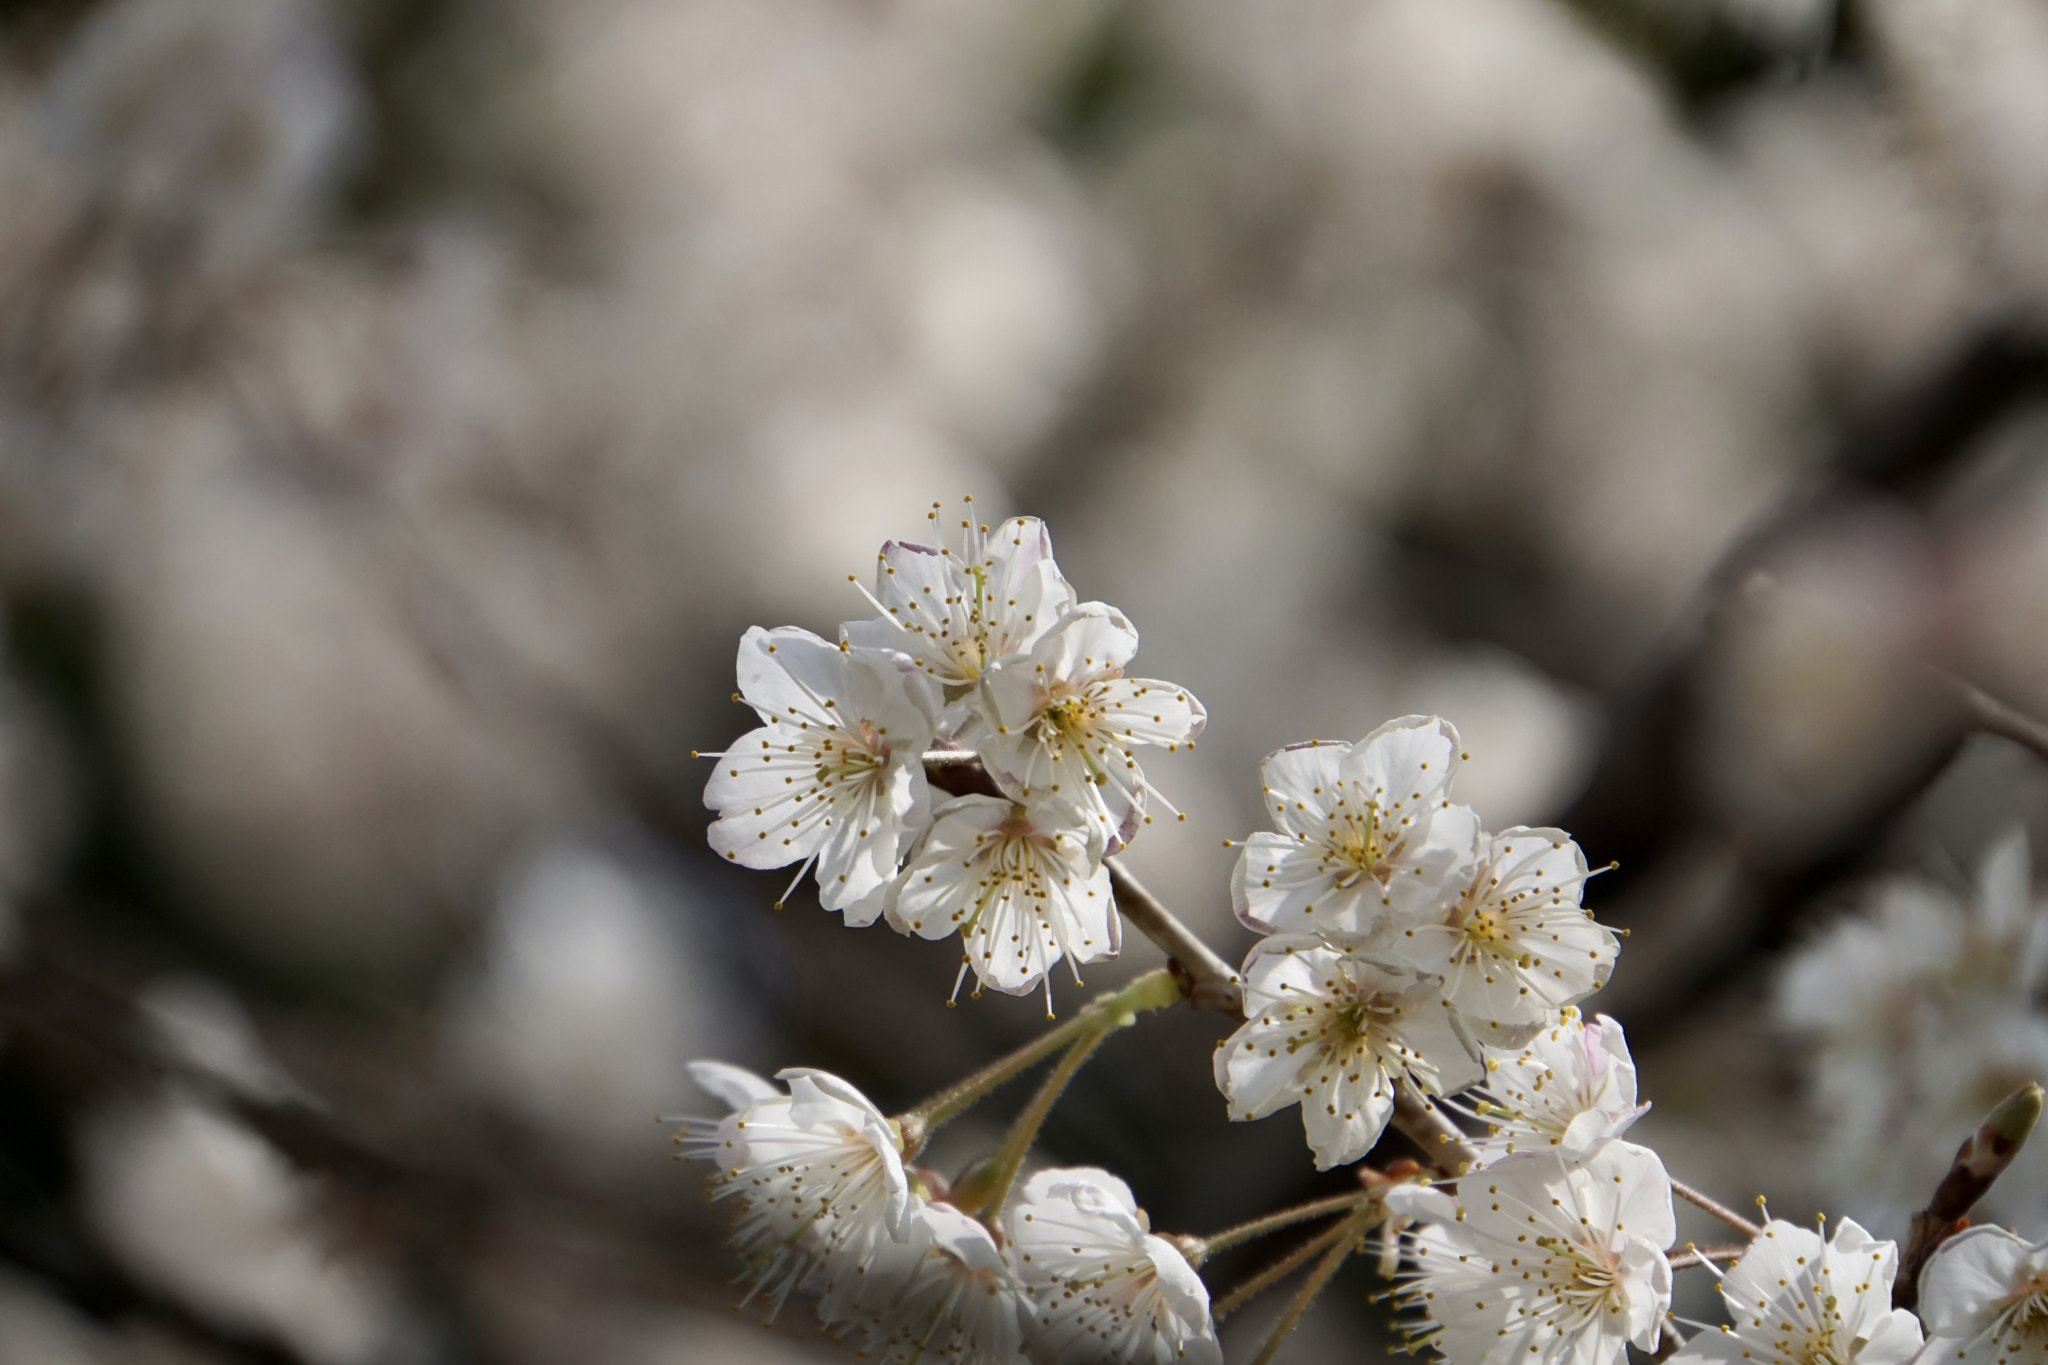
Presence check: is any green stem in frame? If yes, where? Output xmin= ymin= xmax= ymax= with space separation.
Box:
xmin=1212 ymin=1217 xmax=1357 ymax=1321
xmin=1186 ymin=1192 xmax=1372 ymax=1266
xmin=893 ymin=967 xmax=1182 ymax=1160
xmin=1251 ymin=1206 xmax=1375 ymax=1365
xmin=949 ymin=1027 xmax=1113 ymax=1223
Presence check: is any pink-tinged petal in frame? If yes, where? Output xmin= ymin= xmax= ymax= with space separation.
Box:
xmin=1230 ymin=831 xmax=1360 ymax=936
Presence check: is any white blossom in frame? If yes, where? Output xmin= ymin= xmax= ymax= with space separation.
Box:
xmin=1395 ymin=828 xmax=1617 ymax=1039
xmin=703 ymin=626 xmax=939 ymax=922
xmin=977 ymin=603 xmax=1205 ymax=848
xmin=1213 ymin=934 xmax=1480 ymax=1170
xmin=842 ymin=505 xmax=1076 ymax=740
xmin=675 ymin=1062 xmax=917 ymax=1315
xmin=1229 ymin=719 xmax=1481 ymax=945
xmin=1005 ymin=1167 xmax=1223 ymax=1365
xmin=1670 ymin=1217 xmax=1921 ymax=1365
xmin=1776 ymin=830 xmax=2048 ymax=1230
xmin=1919 ymin=1225 xmax=2048 ymax=1365
xmin=1468 ymin=1010 xmax=1649 ymax=1161
xmin=886 ymin=793 xmax=1117 ymax=1006
xmin=819 ymin=1200 xmax=1031 ymax=1365
xmin=1387 ymin=1142 xmax=1675 ymax=1365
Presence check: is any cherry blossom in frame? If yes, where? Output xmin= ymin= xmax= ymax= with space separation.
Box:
xmin=702 ymin=626 xmax=939 ymax=922
xmin=674 ymin=1062 xmax=918 ymax=1316
xmin=841 ymin=505 xmax=1076 ymax=741
xmin=977 ymin=602 xmax=1205 ymax=848
xmin=1394 ymin=827 xmax=1617 ymax=1039
xmin=818 ymin=1200 xmax=1032 ymax=1365
xmin=1669 ymin=1217 xmax=1920 ymax=1365
xmin=1467 ymin=1010 xmax=1649 ymax=1161
xmin=886 ymin=793 xmax=1118 ymax=1005
xmin=1230 ymin=718 xmax=1480 ymax=945
xmin=1387 ymin=1142 xmax=1675 ymax=1365
xmin=1213 ymin=934 xmax=1480 ymax=1170
xmin=1005 ymin=1167 xmax=1223 ymax=1365
xmin=1919 ymin=1225 xmax=2048 ymax=1365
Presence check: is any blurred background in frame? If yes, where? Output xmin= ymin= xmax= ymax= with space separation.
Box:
xmin=0 ymin=0 xmax=2046 ymax=1360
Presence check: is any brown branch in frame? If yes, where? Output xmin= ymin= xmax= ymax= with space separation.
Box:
xmin=1667 ymin=1242 xmax=1749 ymax=1270
xmin=1104 ymin=859 xmax=1245 ymax=1018
xmin=1671 ymin=1178 xmax=1763 ymax=1239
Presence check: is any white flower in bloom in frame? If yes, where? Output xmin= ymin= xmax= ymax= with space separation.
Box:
xmin=819 ymin=1200 xmax=1031 ymax=1365
xmin=842 ymin=506 xmax=1076 ymax=738
xmin=886 ymin=793 xmax=1117 ymax=1004
xmin=977 ymin=603 xmax=1205 ymax=848
xmin=1468 ymin=1010 xmax=1649 ymax=1161
xmin=1214 ymin=935 xmax=1481 ymax=1170
xmin=675 ymin=1062 xmax=917 ymax=1315
xmin=1395 ymin=828 xmax=1617 ymax=1038
xmin=1669 ymin=1217 xmax=1921 ymax=1365
xmin=1919 ymin=1225 xmax=2048 ymax=1365
xmin=1387 ymin=1142 xmax=1675 ymax=1365
xmin=1005 ymin=1167 xmax=1223 ymax=1365
xmin=1230 ymin=719 xmax=1481 ymax=945
xmin=703 ymin=626 xmax=940 ymax=922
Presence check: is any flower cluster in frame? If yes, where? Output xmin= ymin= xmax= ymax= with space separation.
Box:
xmin=1776 ymin=829 xmax=2048 ymax=1230
xmin=1212 ymin=717 xmax=1622 ymax=1168
xmin=701 ymin=501 xmax=1204 ymax=1007
xmin=676 ymin=1063 xmax=1220 ymax=1364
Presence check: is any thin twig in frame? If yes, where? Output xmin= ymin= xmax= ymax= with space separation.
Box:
xmin=1955 ymin=681 xmax=2048 ymax=767
xmin=1670 ymin=1178 xmax=1762 ymax=1239
xmin=1391 ymin=1082 xmax=1480 ymax=1179
xmin=1105 ymin=859 xmax=1245 ymax=1018
xmin=1667 ymin=1242 xmax=1749 ymax=1270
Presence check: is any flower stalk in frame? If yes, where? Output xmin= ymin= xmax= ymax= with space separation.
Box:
xmin=893 ymin=966 xmax=1183 ymax=1159
xmin=1184 ymin=1190 xmax=1374 ymax=1267
xmin=1250 ymin=1205 xmax=1377 ymax=1365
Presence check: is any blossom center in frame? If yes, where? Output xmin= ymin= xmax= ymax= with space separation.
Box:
xmin=1330 ymin=806 xmax=1398 ymax=889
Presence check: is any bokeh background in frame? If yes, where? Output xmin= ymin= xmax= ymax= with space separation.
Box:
xmin=1 ymin=0 xmax=2047 ymax=1360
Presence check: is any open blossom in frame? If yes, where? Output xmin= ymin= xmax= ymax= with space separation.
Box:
xmin=703 ymin=626 xmax=939 ymax=921
xmin=820 ymin=1200 xmax=1031 ymax=1365
xmin=1919 ymin=1225 xmax=2048 ymax=1365
xmin=1469 ymin=1010 xmax=1649 ymax=1161
xmin=1214 ymin=935 xmax=1480 ymax=1170
xmin=1670 ymin=1217 xmax=1920 ymax=1365
xmin=674 ymin=1062 xmax=917 ymax=1315
xmin=977 ymin=602 xmax=1205 ymax=848
xmin=1395 ymin=828 xmax=1617 ymax=1039
xmin=1387 ymin=1142 xmax=1675 ymax=1365
xmin=1005 ymin=1167 xmax=1223 ymax=1365
xmin=842 ymin=506 xmax=1076 ymax=739
xmin=1230 ymin=719 xmax=1481 ymax=945
xmin=886 ymin=793 xmax=1118 ymax=1005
